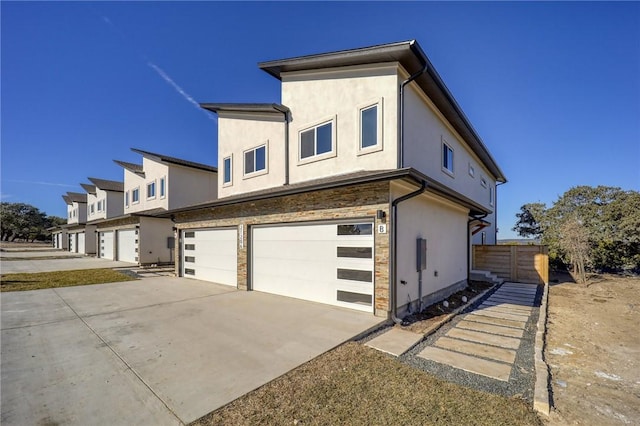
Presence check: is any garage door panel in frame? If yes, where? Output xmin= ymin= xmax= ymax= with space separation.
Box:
xmin=78 ymin=233 xmax=85 ymax=254
xmin=182 ymin=228 xmax=237 ymax=287
xmin=117 ymin=229 xmax=137 ymax=264
xmin=100 ymin=232 xmax=114 ymax=260
xmin=252 ymin=222 xmax=374 ymax=312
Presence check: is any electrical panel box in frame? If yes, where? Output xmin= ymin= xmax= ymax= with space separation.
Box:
xmin=167 ymin=237 xmax=175 ymax=249
xmin=416 ymin=238 xmax=427 ymax=271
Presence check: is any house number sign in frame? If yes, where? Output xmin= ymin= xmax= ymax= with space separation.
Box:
xmin=377 ymin=224 xmax=387 ymax=234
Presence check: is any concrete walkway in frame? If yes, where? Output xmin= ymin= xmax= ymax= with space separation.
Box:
xmin=1 ymin=277 xmax=383 ymax=425
xmin=417 ymin=282 xmax=538 ymax=381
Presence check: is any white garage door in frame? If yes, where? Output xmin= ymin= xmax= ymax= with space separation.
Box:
xmin=78 ymin=232 xmax=86 ymax=254
xmin=117 ymin=229 xmax=138 ymax=264
xmin=182 ymin=228 xmax=237 ymax=286
xmin=100 ymin=231 xmax=114 ymax=260
xmin=252 ymin=221 xmax=374 ymax=312
xmin=69 ymin=234 xmax=76 ymax=253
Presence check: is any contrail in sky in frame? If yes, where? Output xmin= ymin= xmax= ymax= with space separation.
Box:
xmin=5 ymin=179 xmax=77 ymax=188
xmin=147 ymin=62 xmax=216 ymax=122
xmin=99 ymin=14 xmax=216 ymax=123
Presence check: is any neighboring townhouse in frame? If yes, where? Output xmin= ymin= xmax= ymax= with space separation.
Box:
xmin=92 ymin=148 xmax=218 ymax=265
xmin=161 ymin=40 xmax=506 ymax=319
xmin=51 ymin=227 xmax=68 ymax=250
xmin=61 ymin=192 xmax=96 ymax=254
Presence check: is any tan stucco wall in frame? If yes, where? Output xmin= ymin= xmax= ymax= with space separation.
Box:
xmin=402 ymin=80 xmax=497 ymax=243
xmin=281 ymin=63 xmax=399 ymax=184
xmin=167 ymin=164 xmax=218 ymax=210
xmin=138 ymin=217 xmax=174 ymax=265
xmin=217 ymin=113 xmax=286 ymax=198
xmin=391 ymin=181 xmax=470 ymax=314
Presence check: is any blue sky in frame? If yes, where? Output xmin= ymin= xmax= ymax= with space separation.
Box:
xmin=2 ymin=2 xmax=639 ymax=239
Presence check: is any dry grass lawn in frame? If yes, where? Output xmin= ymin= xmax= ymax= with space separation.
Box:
xmin=193 ymin=342 xmax=542 ymax=426
xmin=0 ymin=268 xmax=135 ymax=292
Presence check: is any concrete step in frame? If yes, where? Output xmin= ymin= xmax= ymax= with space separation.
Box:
xmin=470 ymin=269 xmax=504 ymax=285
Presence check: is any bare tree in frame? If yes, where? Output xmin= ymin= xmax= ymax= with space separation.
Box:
xmin=559 ymin=217 xmax=590 ymax=283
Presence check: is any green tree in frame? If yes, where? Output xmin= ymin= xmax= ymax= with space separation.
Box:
xmin=512 ymin=202 xmax=547 ymax=238
xmin=0 ymin=202 xmax=59 ymax=242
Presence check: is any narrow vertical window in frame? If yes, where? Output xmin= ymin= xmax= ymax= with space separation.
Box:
xmin=489 ymin=186 xmax=494 ymax=206
xmin=125 ymin=191 xmax=129 ymax=208
xmin=360 ymin=105 xmax=377 ymax=149
xmin=160 ymin=177 xmax=166 ymax=198
xmin=442 ymin=142 xmax=454 ymax=174
xmin=223 ymin=156 xmax=232 ymax=184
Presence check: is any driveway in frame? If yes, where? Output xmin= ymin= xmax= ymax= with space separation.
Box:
xmin=1 ymin=277 xmax=383 ymax=425
xmin=1 ymin=255 xmax=134 ymax=273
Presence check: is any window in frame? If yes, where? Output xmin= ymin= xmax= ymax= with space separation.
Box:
xmin=360 ymin=105 xmax=378 ymax=149
xmin=337 ymin=224 xmax=372 ymax=235
xmin=90 ymin=203 xmax=95 ymax=214
xmin=132 ymin=188 xmax=140 ymax=204
xmin=160 ymin=177 xmax=166 ymax=198
xmin=442 ymin=141 xmax=454 ymax=175
xmin=244 ymin=144 xmax=267 ymax=176
xmin=468 ymin=163 xmax=475 ymax=178
xmin=96 ymin=201 xmax=101 ymax=212
xmin=147 ymin=181 xmax=156 ymax=199
xmin=480 ymin=177 xmax=487 ymax=188
xmin=300 ymin=120 xmax=333 ymax=160
xmin=489 ymin=186 xmax=494 ymax=206
xmin=223 ymin=156 xmax=232 ymax=185
xmin=125 ymin=191 xmax=129 ymax=208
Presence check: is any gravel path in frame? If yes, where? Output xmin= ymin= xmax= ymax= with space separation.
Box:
xmin=399 ymin=284 xmax=542 ymax=402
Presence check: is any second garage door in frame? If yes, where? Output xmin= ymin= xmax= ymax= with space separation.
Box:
xmin=100 ymin=231 xmax=114 ymax=260
xmin=252 ymin=221 xmax=375 ymax=312
xmin=117 ymin=229 xmax=138 ymax=264
xmin=78 ymin=232 xmax=86 ymax=254
xmin=182 ymin=228 xmax=237 ymax=286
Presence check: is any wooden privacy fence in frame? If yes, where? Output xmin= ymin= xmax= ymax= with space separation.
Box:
xmin=473 ymin=245 xmax=549 ymax=285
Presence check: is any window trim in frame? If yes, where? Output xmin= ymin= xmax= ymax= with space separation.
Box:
xmin=159 ymin=176 xmax=166 ymax=199
xmin=131 ymin=187 xmax=140 ymax=204
xmin=147 ymin=180 xmax=156 ymax=200
xmin=442 ymin=138 xmax=454 ymax=177
xmin=357 ymin=98 xmax=383 ymax=155
xmin=297 ymin=116 xmax=337 ymax=165
xmin=243 ymin=142 xmax=269 ymax=179
xmin=125 ymin=190 xmax=130 ymax=208
xmin=222 ymin=155 xmax=233 ymax=187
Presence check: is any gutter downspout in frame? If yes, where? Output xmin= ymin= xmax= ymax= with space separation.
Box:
xmin=398 ymin=57 xmax=428 ymax=168
xmin=279 ymin=107 xmax=290 ymax=186
xmin=495 ymin=181 xmax=506 ymax=242
xmin=467 ymin=212 xmax=488 ymax=283
xmin=390 ymin=180 xmax=427 ymax=324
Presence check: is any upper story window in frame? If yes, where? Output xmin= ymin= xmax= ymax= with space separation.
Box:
xmin=300 ymin=119 xmax=334 ymax=161
xmin=480 ymin=177 xmax=487 ymax=188
xmin=97 ymin=200 xmax=103 ymax=212
xmin=244 ymin=144 xmax=267 ymax=176
xmin=223 ymin=156 xmax=232 ymax=185
xmin=358 ymin=100 xmax=383 ymax=154
xmin=489 ymin=186 xmax=494 ymax=206
xmin=90 ymin=203 xmax=95 ymax=214
xmin=160 ymin=177 xmax=166 ymax=198
xmin=147 ymin=181 xmax=156 ymax=199
xmin=468 ymin=163 xmax=475 ymax=178
xmin=442 ymin=140 xmax=454 ymax=176
xmin=125 ymin=191 xmax=129 ymax=208
xmin=132 ymin=187 xmax=140 ymax=204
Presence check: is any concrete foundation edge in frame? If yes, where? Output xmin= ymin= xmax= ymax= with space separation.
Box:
xmin=533 ymin=282 xmax=551 ymax=416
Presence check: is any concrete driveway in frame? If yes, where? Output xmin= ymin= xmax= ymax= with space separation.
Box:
xmin=1 ymin=277 xmax=383 ymax=425
xmin=1 ymin=255 xmax=134 ymax=273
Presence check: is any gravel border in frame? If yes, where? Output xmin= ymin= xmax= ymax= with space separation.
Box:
xmin=398 ymin=284 xmax=543 ymax=403
xmin=533 ymin=282 xmax=551 ymax=415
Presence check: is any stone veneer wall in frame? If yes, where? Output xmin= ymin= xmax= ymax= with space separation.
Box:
xmin=173 ymin=181 xmax=391 ymax=317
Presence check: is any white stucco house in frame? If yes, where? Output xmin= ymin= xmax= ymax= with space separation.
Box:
xmin=92 ymin=148 xmax=218 ymax=265
xmin=158 ymin=40 xmax=506 ymax=319
xmin=59 ymin=191 xmax=97 ymax=255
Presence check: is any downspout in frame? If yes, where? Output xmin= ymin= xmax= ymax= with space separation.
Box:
xmin=279 ymin=107 xmax=290 ymax=186
xmin=495 ymin=181 xmax=506 ymax=243
xmin=398 ymin=57 xmax=428 ymax=168
xmin=467 ymin=212 xmax=488 ymax=283
xmin=390 ymin=180 xmax=427 ymax=324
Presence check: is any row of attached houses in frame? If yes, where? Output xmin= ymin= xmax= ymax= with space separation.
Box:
xmin=51 ymin=40 xmax=506 ymax=319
